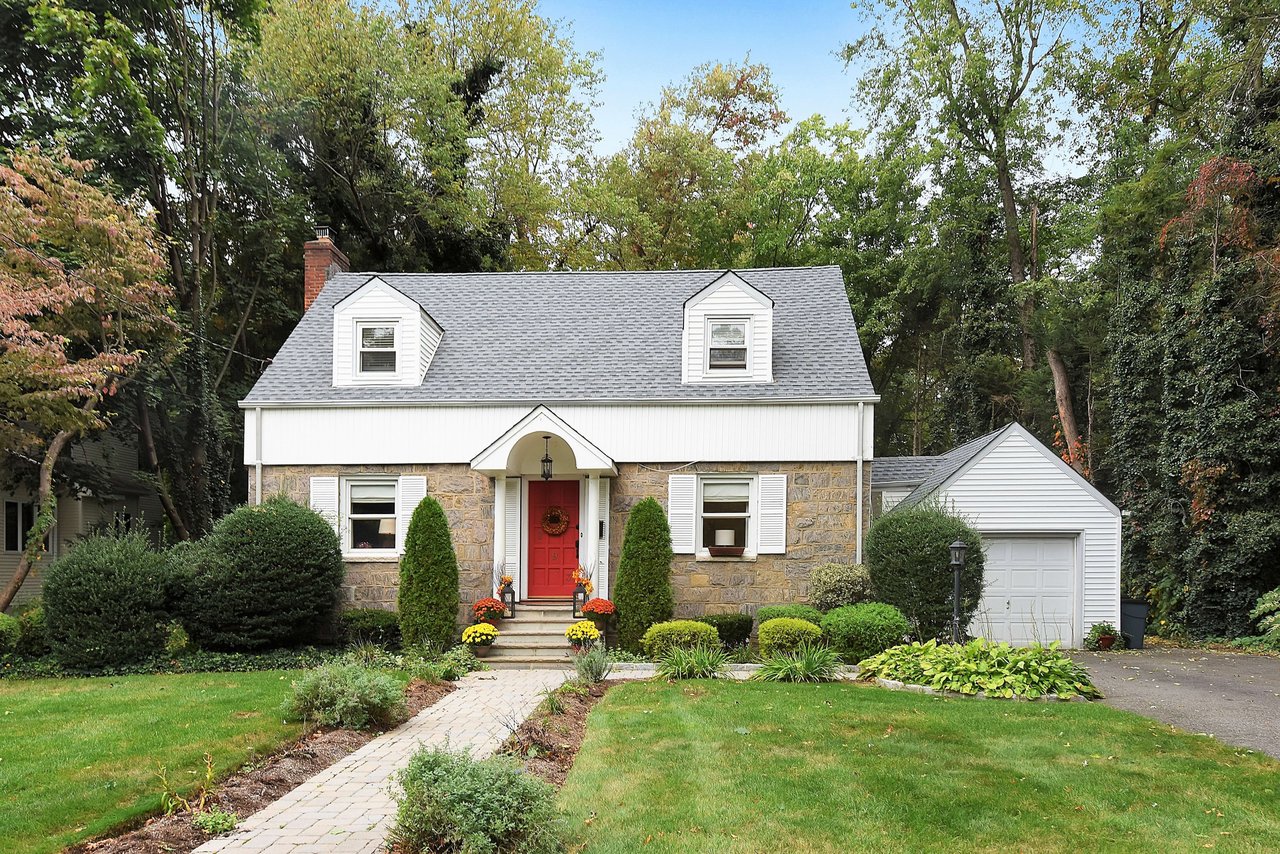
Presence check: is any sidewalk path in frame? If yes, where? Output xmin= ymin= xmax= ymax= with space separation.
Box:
xmin=195 ymin=668 xmax=568 ymax=854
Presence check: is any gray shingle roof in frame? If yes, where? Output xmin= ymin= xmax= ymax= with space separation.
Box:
xmin=241 ymin=266 xmax=876 ymax=404
xmin=896 ymin=425 xmax=1011 ymax=509
xmin=871 ymin=456 xmax=941 ymax=487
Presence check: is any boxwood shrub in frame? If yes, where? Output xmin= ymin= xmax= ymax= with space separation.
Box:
xmin=696 ymin=613 xmax=753 ymax=647
xmin=756 ymin=604 xmax=823 ymax=625
xmin=179 ymin=497 xmax=344 ymax=651
xmin=43 ymin=532 xmax=170 ymax=668
xmin=757 ymin=617 xmax=822 ymax=656
xmin=0 ymin=613 xmax=18 ymax=654
xmin=16 ymin=603 xmax=49 ymax=657
xmin=341 ymin=608 xmax=402 ymax=648
xmin=821 ymin=603 xmax=910 ymax=663
xmin=641 ymin=619 xmax=719 ymax=658
xmin=807 ymin=563 xmax=875 ymax=611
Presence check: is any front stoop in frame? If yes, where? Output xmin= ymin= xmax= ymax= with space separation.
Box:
xmin=484 ymin=602 xmax=579 ymax=669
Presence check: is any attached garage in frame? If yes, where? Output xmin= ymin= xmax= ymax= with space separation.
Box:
xmin=871 ymin=423 xmax=1121 ymax=648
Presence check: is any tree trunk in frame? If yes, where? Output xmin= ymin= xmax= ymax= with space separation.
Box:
xmin=1047 ymin=348 xmax=1086 ymax=474
xmin=0 ymin=428 xmax=76 ymax=612
xmin=138 ymin=393 xmax=191 ymax=541
xmin=992 ymin=148 xmax=1037 ymax=370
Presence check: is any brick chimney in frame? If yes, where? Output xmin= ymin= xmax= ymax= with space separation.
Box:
xmin=303 ymin=225 xmax=350 ymax=311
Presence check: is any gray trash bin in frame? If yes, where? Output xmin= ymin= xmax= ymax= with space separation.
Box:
xmin=1121 ymin=599 xmax=1149 ymax=649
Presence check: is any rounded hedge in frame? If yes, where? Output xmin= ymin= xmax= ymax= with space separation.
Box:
xmin=756 ymin=604 xmax=822 ymax=626
xmin=696 ymin=613 xmax=753 ymax=647
xmin=641 ymin=619 xmax=719 ymax=658
xmin=758 ymin=617 xmax=822 ymax=656
xmin=807 ymin=563 xmax=875 ymax=612
xmin=342 ymin=608 xmax=402 ymax=648
xmin=865 ymin=505 xmax=984 ymax=640
xmin=179 ymin=497 xmax=344 ymax=651
xmin=614 ymin=497 xmax=676 ymax=652
xmin=0 ymin=613 xmax=19 ymax=654
xmin=821 ymin=603 xmax=910 ymax=663
xmin=43 ymin=532 xmax=170 ymax=668
xmin=398 ymin=496 xmax=459 ymax=650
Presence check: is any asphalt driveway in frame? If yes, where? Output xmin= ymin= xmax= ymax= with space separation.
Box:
xmin=1072 ymin=647 xmax=1280 ymax=759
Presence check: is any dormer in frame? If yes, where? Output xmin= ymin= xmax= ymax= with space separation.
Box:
xmin=332 ymin=277 xmax=443 ymax=387
xmin=681 ymin=271 xmax=773 ymax=384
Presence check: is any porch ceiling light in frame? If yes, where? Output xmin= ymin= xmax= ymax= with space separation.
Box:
xmin=541 ymin=435 xmax=553 ymax=480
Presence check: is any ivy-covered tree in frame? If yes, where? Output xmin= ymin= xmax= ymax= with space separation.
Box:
xmin=613 ymin=497 xmax=676 ymax=652
xmin=398 ymin=496 xmax=460 ymax=649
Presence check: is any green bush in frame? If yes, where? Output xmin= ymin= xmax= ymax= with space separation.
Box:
xmin=341 ymin=608 xmax=402 ymax=648
xmin=756 ymin=604 xmax=823 ymax=625
xmin=1250 ymin=587 xmax=1280 ymax=640
xmin=283 ymin=662 xmax=406 ymax=730
xmin=398 ymin=497 xmax=459 ymax=650
xmin=402 ymin=644 xmax=484 ymax=682
xmin=572 ymin=646 xmax=613 ymax=684
xmin=15 ymin=603 xmax=49 ymax=657
xmin=179 ymin=497 xmax=344 ymax=650
xmin=821 ymin=603 xmax=910 ymax=663
xmin=857 ymin=639 xmax=1101 ymax=699
xmin=0 ymin=613 xmax=18 ymax=654
xmin=641 ymin=619 xmax=719 ymax=658
xmin=865 ymin=504 xmax=984 ymax=640
xmin=614 ymin=497 xmax=676 ymax=652
xmin=807 ymin=563 xmax=875 ymax=611
xmin=757 ymin=617 xmax=822 ymax=656
xmin=695 ymin=612 xmax=753 ymax=647
xmin=656 ymin=644 xmax=729 ymax=680
xmin=388 ymin=748 xmax=563 ymax=854
xmin=754 ymin=643 xmax=844 ymax=683
xmin=43 ymin=532 xmax=170 ymax=668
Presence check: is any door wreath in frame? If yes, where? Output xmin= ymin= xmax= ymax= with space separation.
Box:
xmin=541 ymin=506 xmax=570 ymax=536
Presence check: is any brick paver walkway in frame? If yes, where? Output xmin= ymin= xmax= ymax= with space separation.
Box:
xmin=195 ymin=668 xmax=568 ymax=853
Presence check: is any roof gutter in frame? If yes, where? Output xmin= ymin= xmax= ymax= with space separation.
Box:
xmin=238 ymin=394 xmax=882 ymax=410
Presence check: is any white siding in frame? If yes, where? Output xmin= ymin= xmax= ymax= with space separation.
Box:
xmin=875 ymin=487 xmax=911 ymax=516
xmin=247 ymin=402 xmax=871 ymax=466
xmin=935 ymin=431 xmax=1121 ymax=643
xmin=333 ymin=279 xmax=440 ymax=387
xmin=683 ymin=274 xmax=773 ymax=384
xmin=419 ymin=318 xmax=443 ymax=379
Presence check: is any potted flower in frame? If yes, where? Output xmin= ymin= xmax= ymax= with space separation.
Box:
xmin=462 ymin=623 xmax=498 ymax=657
xmin=565 ymin=620 xmax=601 ymax=653
xmin=581 ymin=597 xmax=616 ymax=632
xmin=472 ymin=597 xmax=505 ymax=624
xmin=1086 ymin=621 xmax=1121 ymax=651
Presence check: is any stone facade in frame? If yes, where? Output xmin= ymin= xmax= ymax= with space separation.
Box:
xmin=252 ymin=459 xmax=871 ymax=620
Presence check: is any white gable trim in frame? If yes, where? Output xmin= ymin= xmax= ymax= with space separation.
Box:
xmin=683 ymin=270 xmax=774 ymax=310
xmin=332 ymin=277 xmax=444 ymax=387
xmin=470 ymin=405 xmax=616 ymax=475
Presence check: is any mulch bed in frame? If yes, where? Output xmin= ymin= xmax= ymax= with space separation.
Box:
xmin=70 ymin=679 xmax=454 ymax=854
xmin=501 ymin=679 xmax=616 ymax=787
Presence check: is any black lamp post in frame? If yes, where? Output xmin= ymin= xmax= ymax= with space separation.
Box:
xmin=540 ymin=435 xmax=553 ymax=481
xmin=949 ymin=539 xmax=968 ymax=644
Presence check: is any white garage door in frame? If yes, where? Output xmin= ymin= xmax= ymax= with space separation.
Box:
xmin=971 ymin=536 xmax=1077 ymax=647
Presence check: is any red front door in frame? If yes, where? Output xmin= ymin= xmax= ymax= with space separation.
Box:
xmin=527 ymin=480 xmax=579 ymax=597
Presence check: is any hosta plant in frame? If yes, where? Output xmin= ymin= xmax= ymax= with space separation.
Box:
xmin=857 ymin=639 xmax=1101 ymax=700
xmin=1251 ymin=588 xmax=1280 ymax=640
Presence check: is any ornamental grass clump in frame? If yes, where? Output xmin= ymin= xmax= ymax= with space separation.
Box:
xmin=857 ymin=639 xmax=1102 ymax=700
xmin=283 ymin=661 xmax=406 ymax=729
xmin=656 ymin=644 xmax=728 ymax=680
xmin=388 ymin=747 xmax=564 ymax=854
xmin=757 ymin=617 xmax=822 ymax=656
xmin=754 ymin=642 xmax=844 ymax=683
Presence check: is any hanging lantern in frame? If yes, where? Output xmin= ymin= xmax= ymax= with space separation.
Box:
xmin=540 ymin=435 xmax=553 ymax=480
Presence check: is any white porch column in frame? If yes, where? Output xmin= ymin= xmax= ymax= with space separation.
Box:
xmin=585 ymin=474 xmax=600 ymax=584
xmin=493 ymin=476 xmax=507 ymax=575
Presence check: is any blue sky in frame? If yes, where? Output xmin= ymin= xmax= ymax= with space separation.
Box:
xmin=537 ymin=0 xmax=868 ymax=153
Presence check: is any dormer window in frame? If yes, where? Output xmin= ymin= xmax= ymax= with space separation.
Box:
xmin=357 ymin=322 xmax=397 ymax=375
xmin=707 ymin=319 xmax=748 ymax=371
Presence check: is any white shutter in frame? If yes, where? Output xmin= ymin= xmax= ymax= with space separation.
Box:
xmin=597 ymin=477 xmax=610 ymax=570
xmin=503 ymin=477 xmax=521 ymax=576
xmin=396 ymin=475 xmax=428 ymax=553
xmin=757 ymin=474 xmax=787 ymax=554
xmin=309 ymin=477 xmax=340 ymax=540
xmin=668 ymin=474 xmax=696 ymax=554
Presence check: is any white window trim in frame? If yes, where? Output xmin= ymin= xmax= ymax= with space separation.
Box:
xmin=695 ymin=475 xmax=757 ymax=559
xmin=354 ymin=320 xmax=400 ymax=383
xmin=3 ymin=500 xmax=55 ymax=556
xmin=704 ymin=317 xmax=752 ymax=377
xmin=341 ymin=476 xmax=399 ymax=558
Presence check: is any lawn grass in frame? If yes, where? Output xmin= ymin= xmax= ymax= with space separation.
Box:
xmin=560 ymin=680 xmax=1280 ymax=853
xmin=0 ymin=671 xmax=306 ymax=854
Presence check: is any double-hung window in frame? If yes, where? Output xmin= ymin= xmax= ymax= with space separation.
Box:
xmin=356 ymin=322 xmax=397 ymax=376
xmin=699 ymin=478 xmax=752 ymax=555
xmin=706 ymin=319 xmax=748 ymax=371
xmin=347 ymin=481 xmax=397 ymax=552
xmin=3 ymin=501 xmax=43 ymax=553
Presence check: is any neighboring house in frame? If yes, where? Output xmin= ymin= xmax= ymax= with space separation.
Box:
xmin=241 ymin=230 xmax=877 ymax=619
xmin=871 ymin=422 xmax=1121 ymax=648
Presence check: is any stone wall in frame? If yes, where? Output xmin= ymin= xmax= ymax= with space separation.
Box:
xmin=609 ymin=461 xmax=870 ymax=618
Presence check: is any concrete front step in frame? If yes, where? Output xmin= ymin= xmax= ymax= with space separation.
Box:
xmin=496 ymin=620 xmax=578 ymax=633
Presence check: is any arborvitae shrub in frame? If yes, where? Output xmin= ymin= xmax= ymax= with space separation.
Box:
xmin=613 ymin=497 xmax=675 ymax=652
xmin=43 ymin=532 xmax=170 ymax=668
xmin=865 ymin=504 xmax=984 ymax=640
xmin=179 ymin=497 xmax=344 ymax=650
xmin=398 ymin=497 xmax=459 ymax=649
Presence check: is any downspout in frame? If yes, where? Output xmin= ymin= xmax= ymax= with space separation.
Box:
xmin=254 ymin=406 xmax=263 ymax=506
xmin=855 ymin=401 xmax=865 ymax=564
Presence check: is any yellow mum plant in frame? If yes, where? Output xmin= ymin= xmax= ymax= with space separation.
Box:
xmin=565 ymin=620 xmax=601 ymax=647
xmin=462 ymin=623 xmax=499 ymax=646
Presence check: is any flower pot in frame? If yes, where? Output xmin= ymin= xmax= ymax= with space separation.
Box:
xmin=1098 ymin=635 xmax=1116 ymax=650
xmin=470 ymin=644 xmax=493 ymax=658
xmin=588 ymin=615 xmax=610 ymax=633
xmin=707 ymin=545 xmax=745 ymax=557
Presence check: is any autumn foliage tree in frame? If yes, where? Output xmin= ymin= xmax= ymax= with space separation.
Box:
xmin=0 ymin=148 xmax=174 ymax=611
